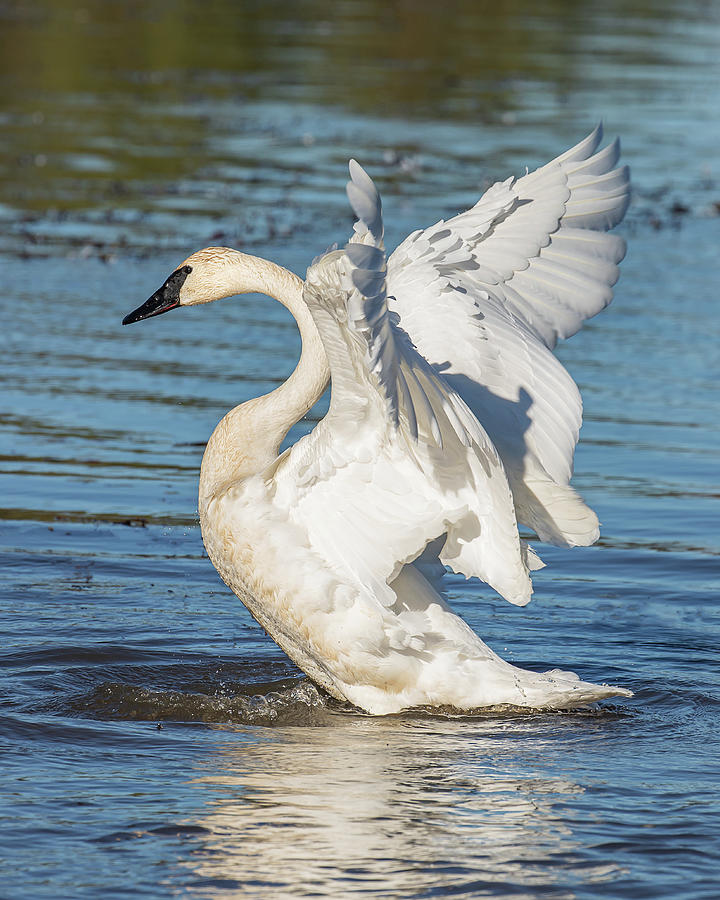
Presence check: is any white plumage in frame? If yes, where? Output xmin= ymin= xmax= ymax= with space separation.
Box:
xmin=124 ymin=126 xmax=632 ymax=714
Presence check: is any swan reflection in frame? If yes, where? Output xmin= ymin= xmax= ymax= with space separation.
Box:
xmin=183 ymin=714 xmax=624 ymax=897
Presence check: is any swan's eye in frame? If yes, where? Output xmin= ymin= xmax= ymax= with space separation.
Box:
xmin=182 ymin=265 xmax=192 ymax=275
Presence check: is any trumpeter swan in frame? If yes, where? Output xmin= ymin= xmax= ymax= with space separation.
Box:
xmin=123 ymin=125 xmax=632 ymax=714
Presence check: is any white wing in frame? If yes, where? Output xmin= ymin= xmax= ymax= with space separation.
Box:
xmin=386 ymin=125 xmax=629 ymax=546
xmin=272 ymin=160 xmax=537 ymax=608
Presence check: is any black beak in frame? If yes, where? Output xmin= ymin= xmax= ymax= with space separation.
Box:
xmin=122 ymin=265 xmax=192 ymax=325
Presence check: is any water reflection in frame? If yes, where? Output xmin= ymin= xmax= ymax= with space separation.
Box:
xmin=187 ymin=718 xmax=622 ymax=897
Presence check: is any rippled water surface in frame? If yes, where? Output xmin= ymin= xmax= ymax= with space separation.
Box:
xmin=2 ymin=1 xmax=719 ymax=897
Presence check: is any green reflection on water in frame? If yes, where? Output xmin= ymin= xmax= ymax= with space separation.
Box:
xmin=1 ymin=0 xmax=689 ymax=105
xmin=0 ymin=0 xmax=693 ymax=220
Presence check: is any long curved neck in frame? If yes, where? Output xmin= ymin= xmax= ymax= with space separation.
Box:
xmin=198 ymin=252 xmax=329 ymax=506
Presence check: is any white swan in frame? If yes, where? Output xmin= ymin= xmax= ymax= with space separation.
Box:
xmin=123 ymin=125 xmax=632 ymax=714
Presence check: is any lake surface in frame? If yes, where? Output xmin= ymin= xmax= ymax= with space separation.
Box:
xmin=1 ymin=1 xmax=719 ymax=897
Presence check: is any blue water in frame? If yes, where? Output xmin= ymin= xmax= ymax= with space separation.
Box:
xmin=1 ymin=1 xmax=719 ymax=897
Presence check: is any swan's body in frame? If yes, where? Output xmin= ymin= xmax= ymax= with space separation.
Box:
xmin=124 ymin=126 xmax=632 ymax=714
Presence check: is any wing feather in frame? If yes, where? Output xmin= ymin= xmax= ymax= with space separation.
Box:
xmin=386 ymin=126 xmax=629 ymax=546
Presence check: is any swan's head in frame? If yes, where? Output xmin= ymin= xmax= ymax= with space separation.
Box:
xmin=122 ymin=247 xmax=252 ymax=325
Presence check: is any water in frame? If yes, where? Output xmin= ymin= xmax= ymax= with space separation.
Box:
xmin=1 ymin=0 xmax=719 ymax=897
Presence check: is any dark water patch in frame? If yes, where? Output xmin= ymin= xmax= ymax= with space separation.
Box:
xmin=0 ymin=644 xmax=164 ymax=669
xmin=0 ymin=711 xmax=184 ymax=750
xmin=0 ymin=452 xmax=196 ymax=478
xmin=594 ymin=536 xmax=720 ymax=558
xmin=66 ymin=679 xmax=335 ymax=727
xmin=0 ymin=411 xmax=142 ymax=444
xmin=40 ymin=653 xmax=300 ymax=696
xmin=91 ymin=822 xmax=212 ymax=844
xmin=0 ymin=506 xmax=196 ymax=528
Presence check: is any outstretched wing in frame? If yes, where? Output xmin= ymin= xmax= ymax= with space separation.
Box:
xmin=386 ymin=125 xmax=630 ymax=546
xmin=272 ymin=160 xmax=536 ymax=608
